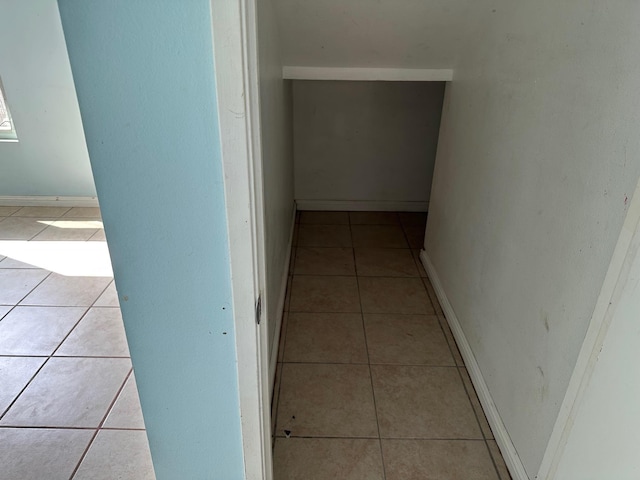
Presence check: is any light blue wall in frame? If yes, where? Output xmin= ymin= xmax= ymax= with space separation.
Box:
xmin=57 ymin=1 xmax=245 ymax=478
xmin=0 ymin=0 xmax=95 ymax=197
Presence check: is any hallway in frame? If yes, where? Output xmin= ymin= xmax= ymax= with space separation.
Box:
xmin=272 ymin=211 xmax=510 ymax=479
xmin=0 ymin=206 xmax=154 ymax=479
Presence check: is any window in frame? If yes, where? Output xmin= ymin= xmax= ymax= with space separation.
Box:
xmin=0 ymin=77 xmax=18 ymax=141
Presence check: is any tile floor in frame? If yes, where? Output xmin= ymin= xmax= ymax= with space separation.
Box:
xmin=0 ymin=206 xmax=155 ymax=480
xmin=272 ymin=211 xmax=512 ymax=480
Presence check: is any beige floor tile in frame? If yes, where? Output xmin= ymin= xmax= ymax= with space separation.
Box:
xmin=12 ymin=206 xmax=71 ymax=218
xmin=104 ymin=374 xmax=146 ymax=429
xmin=403 ymin=225 xmax=426 ymax=249
xmin=0 ymin=428 xmax=93 ymax=480
xmin=382 ymin=439 xmax=499 ymax=480
xmin=295 ymin=247 xmax=356 ymax=276
xmin=290 ymin=275 xmax=360 ymax=313
xmin=364 ymin=314 xmax=454 ymax=366
xmin=74 ymin=430 xmax=155 ymax=480
xmin=0 ymin=217 xmax=52 ymax=240
xmin=94 ymin=281 xmax=120 ymax=307
xmin=299 ymin=211 xmax=349 ymax=225
xmin=284 ymin=313 xmax=367 ymax=364
xmin=423 ymin=277 xmax=444 ymax=315
xmin=62 ymin=207 xmax=102 ymax=218
xmin=355 ymin=248 xmax=418 ymax=277
xmin=0 ymin=306 xmax=86 ymax=355
xmin=56 ymin=307 xmax=130 ymax=357
xmin=351 ymin=225 xmax=408 ymax=248
xmin=277 ymin=363 xmax=378 ymax=437
xmin=298 ymin=225 xmax=352 ymax=247
xmin=0 ymin=206 xmax=20 ymax=216
xmin=487 ymin=440 xmax=512 ymax=480
xmin=1 ymin=357 xmax=131 ymax=427
xmin=278 ymin=312 xmax=289 ymax=362
xmin=349 ymin=211 xmax=400 ymax=225
xmin=412 ymin=249 xmax=428 ymax=277
xmin=31 ymin=219 xmax=101 ymax=241
xmin=398 ymin=212 xmax=427 ymax=228
xmin=440 ymin=316 xmax=464 ymax=366
xmin=371 ymin=365 xmax=481 ymax=439
xmin=88 ymin=229 xmax=107 ymax=242
xmin=460 ymin=368 xmax=494 ymax=439
xmin=0 ymin=357 xmax=47 ymax=414
xmin=0 ymin=269 xmax=49 ymax=305
xmin=359 ymin=277 xmax=433 ymax=314
xmin=274 ymin=438 xmax=384 ymax=480
xmin=20 ymin=273 xmax=112 ymax=307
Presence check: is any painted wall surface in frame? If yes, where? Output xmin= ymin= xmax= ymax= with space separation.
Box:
xmin=0 ymin=0 xmax=95 ymax=197
xmin=553 ymin=180 xmax=640 ymax=479
xmin=57 ymin=1 xmax=245 ymax=478
xmin=425 ymin=1 xmax=640 ymax=476
xmin=258 ymin=0 xmax=296 ymax=363
xmin=273 ymin=0 xmax=483 ymax=69
xmin=294 ymin=81 xmax=444 ymax=207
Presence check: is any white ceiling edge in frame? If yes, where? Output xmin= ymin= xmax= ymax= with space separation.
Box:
xmin=282 ymin=66 xmax=453 ymax=81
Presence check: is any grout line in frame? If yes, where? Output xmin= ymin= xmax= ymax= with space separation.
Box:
xmin=12 ymin=271 xmax=53 ymax=307
xmin=69 ymin=367 xmax=133 ymax=479
xmin=273 ymin=434 xmax=489 ymax=441
xmin=281 ymin=360 xmax=460 ymax=367
xmin=0 ymin=357 xmax=50 ymax=421
xmin=349 ymin=219 xmax=387 ymax=480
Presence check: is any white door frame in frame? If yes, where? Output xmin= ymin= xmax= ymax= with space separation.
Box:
xmin=210 ymin=0 xmax=272 ymax=479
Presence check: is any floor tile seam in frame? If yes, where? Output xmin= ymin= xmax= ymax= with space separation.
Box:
xmin=51 ymin=355 xmax=132 ymax=359
xmin=49 ymin=306 xmax=93 ymax=357
xmin=0 ymin=355 xmax=51 ymax=422
xmin=0 ymin=303 xmax=18 ymax=323
xmin=274 ymin=435 xmax=488 ymax=441
xmin=293 ymin=272 xmax=421 ymax=278
xmin=350 ymin=227 xmax=387 ymax=480
xmin=453 ymin=363 xmax=490 ymax=446
xmin=69 ymin=367 xmax=134 ymax=479
xmin=456 ymin=365 xmax=494 ymax=441
xmin=0 ymin=425 xmax=98 ymax=430
xmin=12 ymin=270 xmax=53 ymax=307
xmin=10 ymin=207 xmax=72 ymax=218
xmin=483 ymin=437 xmax=504 ymax=480
xmin=273 ymin=262 xmax=294 ymax=439
xmin=281 ymin=361 xmax=460 ymax=368
xmin=99 ymin=426 xmax=147 ymax=432
xmin=288 ymin=311 xmax=440 ymax=317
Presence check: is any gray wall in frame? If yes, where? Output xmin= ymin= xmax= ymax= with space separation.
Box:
xmin=294 ymin=81 xmax=444 ymax=209
xmin=258 ymin=0 xmax=295 ymax=366
xmin=0 ymin=0 xmax=95 ymax=197
xmin=425 ymin=1 xmax=640 ymax=477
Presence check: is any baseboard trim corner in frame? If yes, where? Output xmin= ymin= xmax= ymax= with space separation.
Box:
xmin=295 ymin=199 xmax=428 ymax=212
xmin=0 ymin=196 xmax=99 ymax=207
xmin=419 ymin=250 xmax=529 ymax=480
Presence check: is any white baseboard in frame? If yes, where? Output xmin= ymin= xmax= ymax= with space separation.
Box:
xmin=420 ymin=250 xmax=529 ymax=480
xmin=295 ymin=199 xmax=428 ymax=212
xmin=0 ymin=196 xmax=99 ymax=207
xmin=268 ymin=206 xmax=297 ymax=396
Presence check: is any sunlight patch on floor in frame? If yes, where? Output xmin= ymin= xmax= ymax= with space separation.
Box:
xmin=0 ymin=241 xmax=113 ymax=277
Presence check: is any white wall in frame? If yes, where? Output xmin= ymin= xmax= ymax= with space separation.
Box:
xmin=257 ymin=0 xmax=295 ymax=368
xmin=294 ymin=81 xmax=444 ymax=210
xmin=551 ymin=176 xmax=640 ymax=479
xmin=273 ymin=0 xmax=482 ymax=69
xmin=0 ymin=0 xmax=95 ymax=197
xmin=425 ymin=1 xmax=640 ymax=477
